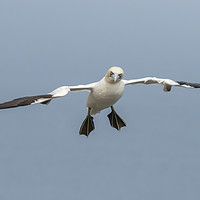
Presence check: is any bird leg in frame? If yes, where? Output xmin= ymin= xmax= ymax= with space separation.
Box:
xmin=107 ymin=106 xmax=126 ymax=131
xmin=79 ymin=108 xmax=95 ymax=137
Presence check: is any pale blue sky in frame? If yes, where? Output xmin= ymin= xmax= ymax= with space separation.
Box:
xmin=0 ymin=0 xmax=200 ymax=199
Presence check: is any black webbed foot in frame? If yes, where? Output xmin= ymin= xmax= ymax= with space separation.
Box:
xmin=79 ymin=108 xmax=95 ymax=137
xmin=107 ymin=106 xmax=126 ymax=131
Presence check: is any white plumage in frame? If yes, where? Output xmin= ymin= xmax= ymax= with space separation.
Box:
xmin=86 ymin=77 xmax=125 ymax=115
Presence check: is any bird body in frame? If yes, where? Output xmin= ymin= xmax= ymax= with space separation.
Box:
xmin=86 ymin=77 xmax=125 ymax=114
xmin=0 ymin=66 xmax=200 ymax=136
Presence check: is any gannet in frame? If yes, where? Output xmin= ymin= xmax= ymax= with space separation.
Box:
xmin=0 ymin=66 xmax=200 ymax=136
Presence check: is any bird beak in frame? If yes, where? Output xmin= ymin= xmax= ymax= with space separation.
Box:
xmin=113 ymin=74 xmax=118 ymax=82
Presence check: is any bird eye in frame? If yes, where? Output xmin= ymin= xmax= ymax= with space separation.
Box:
xmin=110 ymin=71 xmax=114 ymax=76
xmin=118 ymin=73 xmax=122 ymax=78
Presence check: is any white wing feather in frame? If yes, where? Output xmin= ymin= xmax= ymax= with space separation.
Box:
xmin=68 ymin=83 xmax=95 ymax=92
xmin=123 ymin=77 xmax=200 ymax=92
xmin=49 ymin=86 xmax=70 ymax=97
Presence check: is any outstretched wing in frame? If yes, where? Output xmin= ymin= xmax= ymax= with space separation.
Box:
xmin=123 ymin=77 xmax=200 ymax=92
xmin=0 ymin=83 xmax=95 ymax=110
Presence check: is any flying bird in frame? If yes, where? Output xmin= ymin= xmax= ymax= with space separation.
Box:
xmin=0 ymin=66 xmax=200 ymax=136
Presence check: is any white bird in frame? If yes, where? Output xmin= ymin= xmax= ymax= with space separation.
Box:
xmin=0 ymin=66 xmax=200 ymax=136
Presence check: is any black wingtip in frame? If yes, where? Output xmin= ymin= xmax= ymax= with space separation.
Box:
xmin=177 ymin=81 xmax=200 ymax=88
xmin=0 ymin=94 xmax=53 ymax=109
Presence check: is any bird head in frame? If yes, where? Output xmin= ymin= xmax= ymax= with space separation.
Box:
xmin=105 ymin=66 xmax=124 ymax=83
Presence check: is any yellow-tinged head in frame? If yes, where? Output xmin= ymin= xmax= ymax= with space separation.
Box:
xmin=105 ymin=66 xmax=124 ymax=83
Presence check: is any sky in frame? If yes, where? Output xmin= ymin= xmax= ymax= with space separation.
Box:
xmin=0 ymin=0 xmax=200 ymax=199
